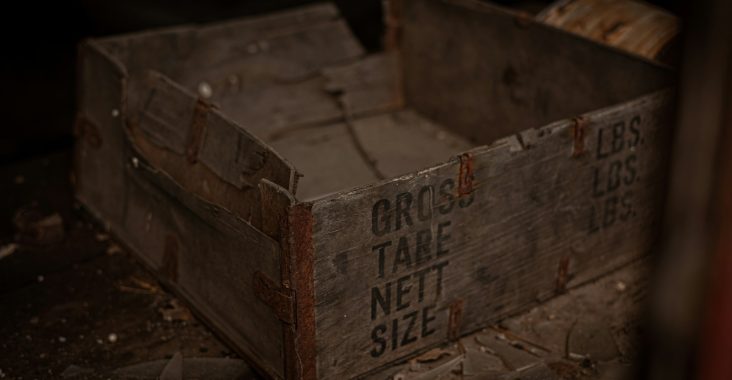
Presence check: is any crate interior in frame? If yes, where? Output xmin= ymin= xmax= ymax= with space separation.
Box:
xmin=98 ymin=0 xmax=670 ymax=201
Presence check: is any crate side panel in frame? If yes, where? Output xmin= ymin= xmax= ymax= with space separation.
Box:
xmin=96 ymin=27 xmax=198 ymax=82
xmin=76 ymin=43 xmax=292 ymax=378
xmin=97 ymin=12 xmax=373 ymax=142
xmin=126 ymin=71 xmax=296 ymax=232
xmin=320 ymin=53 xmax=403 ymax=118
xmin=398 ymin=0 xmax=671 ymax=145
xmin=74 ymin=41 xmax=129 ymax=226
xmin=309 ymin=91 xmax=672 ymax=379
xmin=116 ymin=156 xmax=288 ymax=379
xmin=184 ymin=20 xmax=370 ymax=139
xmin=199 ymin=110 xmax=295 ymax=192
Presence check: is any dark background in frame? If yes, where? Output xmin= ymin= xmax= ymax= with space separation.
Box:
xmin=0 ymin=0 xmax=682 ymax=164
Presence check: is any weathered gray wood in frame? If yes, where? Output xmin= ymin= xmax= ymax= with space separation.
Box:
xmin=322 ymin=53 xmax=403 ymax=117
xmin=97 ymin=9 xmax=370 ymax=141
xmin=194 ymin=3 xmax=340 ymax=42
xmin=75 ymin=1 xmax=677 ymax=379
xmin=182 ymin=19 xmax=366 ymax=136
xmin=76 ymin=9 xmax=321 ymax=379
xmin=269 ymin=109 xmax=472 ymax=201
xmin=199 ymin=108 xmax=295 ymax=193
xmin=309 ymin=91 xmax=672 ymax=379
xmin=74 ymin=40 xmax=128 ymax=225
xmin=96 ymin=9 xmax=405 ymax=148
xmin=75 ymin=63 xmax=292 ymax=380
xmin=396 ymin=0 xmax=672 ymax=145
xmin=94 ymin=4 xmax=343 ymax=83
xmin=351 ymin=109 xmax=473 ymax=179
xmin=125 ymin=70 xmax=296 ymax=232
xmin=119 ymin=151 xmax=288 ymax=379
xmin=269 ymin=122 xmax=380 ymax=201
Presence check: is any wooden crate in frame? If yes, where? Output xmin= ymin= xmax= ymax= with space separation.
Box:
xmin=72 ymin=0 xmax=673 ymax=378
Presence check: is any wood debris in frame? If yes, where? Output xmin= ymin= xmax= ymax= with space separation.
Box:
xmin=416 ymin=348 xmax=453 ymax=363
xmin=13 ymin=207 xmax=64 ymax=245
xmin=0 ymin=243 xmax=18 ymax=260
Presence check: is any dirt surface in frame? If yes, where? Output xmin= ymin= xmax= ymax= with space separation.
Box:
xmin=0 ymin=151 xmax=648 ymax=379
xmin=367 ymin=260 xmax=649 ymax=380
xmin=0 ymin=152 xmax=241 ymax=379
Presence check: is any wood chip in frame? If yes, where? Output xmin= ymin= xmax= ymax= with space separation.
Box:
xmin=159 ymin=299 xmax=192 ymax=322
xmin=0 ymin=243 xmax=18 ymax=260
xmin=413 ymin=354 xmax=464 ymax=380
xmin=106 ymin=243 xmax=123 ymax=255
xmin=416 ymin=348 xmax=453 ymax=363
xmin=159 ymin=352 xmax=183 ymax=380
xmin=13 ymin=208 xmax=64 ymax=245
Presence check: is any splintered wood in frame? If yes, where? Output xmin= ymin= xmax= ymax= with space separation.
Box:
xmin=73 ymin=0 xmax=674 ymax=378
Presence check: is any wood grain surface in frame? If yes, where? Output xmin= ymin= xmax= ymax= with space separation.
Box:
xmin=309 ymin=90 xmax=672 ymax=379
xmin=73 ymin=1 xmax=677 ymax=378
xmin=397 ymin=0 xmax=671 ymax=145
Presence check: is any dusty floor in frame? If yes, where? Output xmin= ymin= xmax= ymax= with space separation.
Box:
xmin=0 ymin=152 xmax=648 ymax=380
xmin=0 ymin=152 xmax=246 ymax=379
xmin=366 ymin=260 xmax=648 ymax=380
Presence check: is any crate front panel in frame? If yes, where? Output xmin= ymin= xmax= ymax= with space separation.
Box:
xmin=309 ymin=91 xmax=671 ymax=379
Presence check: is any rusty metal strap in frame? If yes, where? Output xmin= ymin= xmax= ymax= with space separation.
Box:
xmin=185 ymin=99 xmax=211 ymax=164
xmin=571 ymin=116 xmax=588 ymax=157
xmin=458 ymin=153 xmax=474 ymax=196
xmin=448 ymin=299 xmax=465 ymax=340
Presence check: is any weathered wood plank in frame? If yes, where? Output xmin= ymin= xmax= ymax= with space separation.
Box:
xmin=75 ymin=2 xmax=677 ymax=379
xmin=131 ymin=72 xmax=198 ymax=155
xmin=351 ymin=109 xmax=473 ymax=179
xmin=199 ymin=108 xmax=295 ymax=192
xmin=190 ymin=18 xmax=371 ymax=139
xmin=269 ymin=122 xmax=380 ymax=201
xmin=396 ymin=0 xmax=672 ymax=145
xmin=259 ymin=178 xmax=297 ymax=241
xmin=75 ymin=51 xmax=293 ymax=377
xmin=322 ymin=53 xmax=403 ymax=117
xmin=118 ymin=151 xmax=288 ymax=379
xmin=269 ymin=109 xmax=472 ymax=201
xmin=126 ymin=70 xmax=296 ymax=233
xmin=95 ymin=26 xmax=198 ymax=82
xmin=73 ymin=40 xmax=128 ymax=225
xmin=95 ymin=5 xmax=371 ymax=143
xmin=194 ymin=3 xmax=340 ymax=42
xmin=94 ymin=4 xmax=343 ymax=80
xmin=309 ymin=91 xmax=672 ymax=379
xmin=96 ymin=11 xmax=407 ymax=148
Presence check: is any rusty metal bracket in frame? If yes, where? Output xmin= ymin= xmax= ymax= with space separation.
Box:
xmin=458 ymin=153 xmax=474 ymax=197
xmin=555 ymin=256 xmax=571 ymax=294
xmin=74 ymin=113 xmax=103 ymax=148
xmin=185 ymin=99 xmax=211 ymax=164
xmin=571 ymin=116 xmax=588 ymax=157
xmin=253 ymin=271 xmax=295 ymax=324
xmin=384 ymin=0 xmax=403 ymax=51
xmin=448 ymin=299 xmax=465 ymax=340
